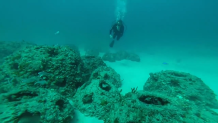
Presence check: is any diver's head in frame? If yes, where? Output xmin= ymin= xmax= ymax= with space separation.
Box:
xmin=117 ymin=20 xmax=123 ymax=26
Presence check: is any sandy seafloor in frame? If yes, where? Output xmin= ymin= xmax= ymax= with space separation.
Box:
xmin=70 ymin=46 xmax=218 ymax=123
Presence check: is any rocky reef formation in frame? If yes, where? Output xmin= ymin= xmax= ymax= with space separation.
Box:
xmin=0 ymin=42 xmax=217 ymax=123
xmin=0 ymin=87 xmax=74 ymax=123
xmin=72 ymin=78 xmax=121 ymax=120
xmin=102 ymin=51 xmax=140 ymax=62
xmin=84 ymin=48 xmax=100 ymax=57
xmin=0 ymin=44 xmax=122 ymax=123
xmin=0 ymin=40 xmax=35 ymax=64
xmin=143 ymin=70 xmax=218 ymax=109
xmin=71 ymin=78 xmax=218 ymax=123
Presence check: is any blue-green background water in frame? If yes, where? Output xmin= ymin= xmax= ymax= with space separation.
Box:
xmin=1 ymin=1 xmax=218 ymax=122
xmin=1 ymin=0 xmax=218 ymax=51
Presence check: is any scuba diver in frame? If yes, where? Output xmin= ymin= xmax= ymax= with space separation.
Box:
xmin=109 ymin=20 xmax=124 ymax=47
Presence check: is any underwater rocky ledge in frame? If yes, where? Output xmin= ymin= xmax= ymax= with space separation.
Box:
xmin=0 ymin=41 xmax=217 ymax=123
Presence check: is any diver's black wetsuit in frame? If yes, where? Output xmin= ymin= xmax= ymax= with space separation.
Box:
xmin=110 ymin=23 xmax=124 ymax=40
xmin=109 ymin=21 xmax=124 ymax=47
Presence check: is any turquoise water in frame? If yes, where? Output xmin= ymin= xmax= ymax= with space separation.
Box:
xmin=0 ymin=0 xmax=217 ymax=49
xmin=0 ymin=0 xmax=218 ymax=122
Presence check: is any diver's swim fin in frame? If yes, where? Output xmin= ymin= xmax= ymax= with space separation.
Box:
xmin=110 ymin=40 xmax=115 ymax=47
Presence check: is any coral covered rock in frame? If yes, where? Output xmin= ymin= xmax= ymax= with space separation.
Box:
xmin=81 ymin=56 xmax=106 ymax=75
xmin=71 ymin=65 xmax=122 ymax=119
xmin=143 ymin=70 xmax=218 ymax=109
xmin=84 ymin=48 xmax=100 ymax=57
xmin=102 ymin=52 xmax=116 ymax=62
xmin=0 ymin=40 xmax=35 ymax=64
xmin=0 ymin=87 xmax=74 ymax=123
xmin=104 ymin=91 xmax=218 ymax=123
xmin=90 ymin=66 xmax=122 ymax=88
xmin=70 ymin=68 xmax=218 ymax=123
xmin=70 ymin=78 xmax=122 ymax=119
xmin=0 ymin=44 xmax=123 ymax=122
xmin=102 ymin=51 xmax=140 ymax=62
xmin=71 ymin=85 xmax=218 ymax=123
xmin=1 ymin=45 xmax=83 ymax=94
xmin=0 ymin=45 xmax=83 ymax=122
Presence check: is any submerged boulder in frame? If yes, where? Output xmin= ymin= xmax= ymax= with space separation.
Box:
xmin=71 ymin=85 xmax=218 ymax=123
xmin=143 ymin=70 xmax=218 ymax=109
xmin=102 ymin=51 xmax=140 ymax=62
xmin=0 ymin=40 xmax=35 ymax=64
xmin=0 ymin=87 xmax=74 ymax=123
xmin=1 ymin=45 xmax=83 ymax=93
xmin=103 ymin=90 xmax=216 ymax=123
xmin=2 ymin=43 xmax=217 ymax=123
xmin=0 ymin=45 xmax=82 ymax=122
xmin=70 ymin=69 xmax=218 ymax=123
xmin=71 ymin=78 xmax=121 ymax=119
xmin=0 ymin=44 xmax=123 ymax=123
xmin=90 ymin=66 xmax=122 ymax=88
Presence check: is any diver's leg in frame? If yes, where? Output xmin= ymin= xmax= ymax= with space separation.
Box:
xmin=112 ymin=34 xmax=116 ymax=39
xmin=109 ymin=35 xmax=116 ymax=47
xmin=117 ymin=35 xmax=121 ymax=40
xmin=110 ymin=40 xmax=115 ymax=47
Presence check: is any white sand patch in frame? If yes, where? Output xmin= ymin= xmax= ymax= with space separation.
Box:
xmin=71 ymin=110 xmax=104 ymax=123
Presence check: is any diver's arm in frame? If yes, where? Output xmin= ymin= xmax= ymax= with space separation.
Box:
xmin=110 ymin=25 xmax=116 ymax=34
